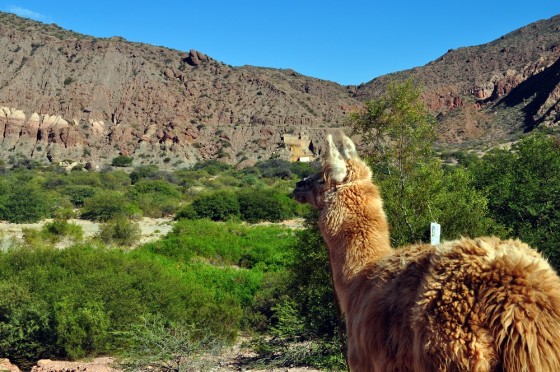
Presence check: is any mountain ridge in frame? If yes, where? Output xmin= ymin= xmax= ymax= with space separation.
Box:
xmin=0 ymin=12 xmax=559 ymax=167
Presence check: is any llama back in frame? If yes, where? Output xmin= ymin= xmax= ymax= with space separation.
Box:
xmin=477 ymin=238 xmax=560 ymax=371
xmin=413 ymin=237 xmax=560 ymax=371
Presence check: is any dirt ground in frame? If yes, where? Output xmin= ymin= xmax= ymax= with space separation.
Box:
xmin=0 ymin=217 xmax=175 ymax=249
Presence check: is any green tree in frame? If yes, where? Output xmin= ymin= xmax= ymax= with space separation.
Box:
xmin=80 ymin=191 xmax=140 ymax=221
xmin=237 ymin=189 xmax=295 ymax=223
xmin=350 ymin=80 xmax=496 ymax=245
xmin=470 ymin=134 xmax=560 ymax=269
xmin=97 ymin=217 xmax=141 ymax=246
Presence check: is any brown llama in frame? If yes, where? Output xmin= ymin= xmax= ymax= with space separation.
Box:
xmin=293 ymin=134 xmax=560 ymax=372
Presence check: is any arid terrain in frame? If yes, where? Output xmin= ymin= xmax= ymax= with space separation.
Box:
xmin=0 ymin=12 xmax=559 ymax=169
xmin=0 ymin=217 xmax=173 ymax=248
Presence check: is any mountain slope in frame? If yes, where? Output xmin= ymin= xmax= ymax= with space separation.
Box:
xmin=0 ymin=12 xmax=358 ymax=167
xmin=1 ymin=12 xmax=560 ymax=167
xmin=355 ymin=14 xmax=560 ymax=145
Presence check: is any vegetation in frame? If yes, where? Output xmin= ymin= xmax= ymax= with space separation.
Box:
xmin=0 ymin=81 xmax=560 ymax=370
xmin=351 ymin=80 xmax=498 ymax=245
xmin=111 ymin=155 xmax=133 ymax=167
xmin=470 ymin=133 xmax=560 ymax=268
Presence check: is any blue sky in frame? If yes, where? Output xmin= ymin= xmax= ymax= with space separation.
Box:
xmin=1 ymin=1 xmax=559 ymax=85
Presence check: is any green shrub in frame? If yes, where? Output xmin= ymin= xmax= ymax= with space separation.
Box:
xmin=0 ymin=243 xmax=248 ymax=365
xmin=81 ymin=192 xmax=140 ymax=221
xmin=192 ymin=160 xmax=232 ymax=175
xmin=256 ymin=159 xmax=293 ymax=179
xmin=289 ymin=161 xmax=319 ymax=179
xmin=135 ymin=194 xmax=179 ymax=218
xmin=61 ymin=185 xmax=97 ymax=207
xmin=41 ymin=219 xmax=83 ymax=244
xmin=0 ymin=281 xmax=53 ymax=369
xmin=118 ymin=314 xmax=225 ymax=371
xmin=132 ymin=180 xmax=181 ymax=198
xmin=470 ymin=134 xmax=560 ymax=269
xmin=237 ymin=189 xmax=296 ymax=223
xmin=128 ymin=180 xmax=181 ymax=218
xmin=100 ymin=170 xmax=131 ymax=189
xmin=0 ymin=184 xmax=50 ymax=223
xmin=53 ymin=297 xmax=110 ymax=359
xmin=111 ymin=155 xmax=133 ymax=167
xmin=66 ymin=171 xmax=102 ymax=187
xmin=97 ymin=218 xmax=141 ymax=246
xmin=130 ymin=165 xmax=163 ymax=184
xmin=140 ymin=219 xmax=294 ymax=270
xmin=179 ymin=191 xmax=240 ymax=221
xmin=175 ymin=204 xmax=198 ymax=220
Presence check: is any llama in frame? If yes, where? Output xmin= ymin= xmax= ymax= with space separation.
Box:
xmin=293 ymin=134 xmax=560 ymax=372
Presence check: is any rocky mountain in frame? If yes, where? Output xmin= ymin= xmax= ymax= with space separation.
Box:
xmin=355 ymin=14 xmax=560 ymax=146
xmin=0 ymin=12 xmax=559 ymax=168
xmin=0 ymin=12 xmax=359 ymax=168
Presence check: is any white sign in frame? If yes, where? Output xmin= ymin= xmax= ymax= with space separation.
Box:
xmin=430 ymin=222 xmax=441 ymax=245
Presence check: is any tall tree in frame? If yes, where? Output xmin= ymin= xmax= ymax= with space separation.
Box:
xmin=350 ymin=80 xmax=496 ymax=245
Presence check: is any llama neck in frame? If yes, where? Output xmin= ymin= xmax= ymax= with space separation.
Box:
xmin=320 ymin=184 xmax=393 ymax=310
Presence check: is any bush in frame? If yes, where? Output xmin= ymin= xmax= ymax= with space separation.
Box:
xmin=53 ymin=297 xmax=110 ymax=359
xmin=61 ymin=185 xmax=97 ymax=207
xmin=0 ymin=244 xmax=244 ymax=366
xmin=256 ymin=159 xmax=293 ymax=179
xmin=0 ymin=184 xmax=51 ymax=223
xmin=128 ymin=180 xmax=182 ymax=218
xmin=97 ymin=218 xmax=141 ymax=246
xmin=0 ymin=281 xmax=53 ymax=369
xmin=178 ymin=191 xmax=240 ymax=221
xmin=192 ymin=160 xmax=232 ymax=175
xmin=111 ymin=156 xmax=133 ymax=167
xmin=237 ymin=189 xmax=296 ymax=223
xmin=118 ymin=314 xmax=225 ymax=371
xmin=130 ymin=165 xmax=163 ymax=184
xmin=81 ymin=192 xmax=140 ymax=221
xmin=470 ymin=134 xmax=560 ymax=269
xmin=141 ymin=219 xmax=294 ymax=270
xmin=41 ymin=219 xmax=83 ymax=244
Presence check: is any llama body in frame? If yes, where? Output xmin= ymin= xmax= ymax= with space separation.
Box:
xmin=293 ymin=134 xmax=560 ymax=371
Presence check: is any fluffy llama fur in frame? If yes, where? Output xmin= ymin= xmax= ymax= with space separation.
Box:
xmin=293 ymin=134 xmax=560 ymax=372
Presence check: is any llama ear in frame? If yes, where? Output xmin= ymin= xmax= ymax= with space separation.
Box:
xmin=325 ymin=134 xmax=347 ymax=183
xmin=341 ymin=135 xmax=358 ymax=159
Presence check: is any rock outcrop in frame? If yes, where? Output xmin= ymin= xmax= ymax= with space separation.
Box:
xmin=0 ymin=12 xmax=359 ymax=167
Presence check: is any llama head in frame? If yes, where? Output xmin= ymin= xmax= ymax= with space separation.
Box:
xmin=293 ymin=134 xmax=371 ymax=208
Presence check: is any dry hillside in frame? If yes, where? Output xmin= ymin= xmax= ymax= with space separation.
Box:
xmin=0 ymin=12 xmax=559 ymax=167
